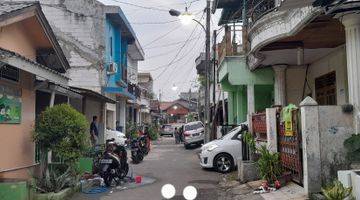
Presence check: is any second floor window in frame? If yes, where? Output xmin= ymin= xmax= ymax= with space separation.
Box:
xmin=110 ymin=37 xmax=113 ymax=57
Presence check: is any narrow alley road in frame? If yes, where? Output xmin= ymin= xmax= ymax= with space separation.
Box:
xmin=72 ymin=137 xmax=223 ymax=200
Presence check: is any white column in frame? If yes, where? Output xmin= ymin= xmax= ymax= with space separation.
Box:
xmin=247 ymin=84 xmax=255 ymax=114
xmin=341 ymin=13 xmax=360 ymax=134
xmin=266 ymin=108 xmax=277 ymax=152
xmin=272 ymin=65 xmax=287 ymax=106
xmin=247 ymin=84 xmax=255 ymax=127
xmin=119 ymin=99 xmax=126 ymax=132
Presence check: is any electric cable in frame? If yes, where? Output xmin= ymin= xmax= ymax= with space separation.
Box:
xmin=144 ymin=36 xmax=202 ymax=50
xmin=152 ymin=11 xmax=205 ymax=79
xmin=143 ymin=25 xmax=182 ymax=47
xmin=145 ymin=30 xmax=203 ymax=72
xmin=108 ymin=0 xmax=170 ymax=12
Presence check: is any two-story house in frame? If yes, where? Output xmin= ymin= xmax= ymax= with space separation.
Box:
xmin=9 ymin=0 xmax=144 ymax=138
xmin=213 ymin=0 xmax=360 ymax=195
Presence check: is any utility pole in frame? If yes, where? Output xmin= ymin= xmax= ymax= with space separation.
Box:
xmin=204 ymin=0 xmax=211 ymax=143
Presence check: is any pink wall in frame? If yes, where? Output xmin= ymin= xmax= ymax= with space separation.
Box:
xmin=0 ymin=21 xmax=37 ymax=179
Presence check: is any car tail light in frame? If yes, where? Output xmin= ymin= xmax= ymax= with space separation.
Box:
xmin=184 ymin=131 xmax=190 ymax=137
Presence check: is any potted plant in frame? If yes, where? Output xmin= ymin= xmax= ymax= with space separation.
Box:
xmin=32 ymin=104 xmax=90 ymax=199
xmin=344 ymin=134 xmax=360 ymax=169
xmin=322 ymin=180 xmax=353 ymax=200
xmin=257 ymin=146 xmax=282 ymax=187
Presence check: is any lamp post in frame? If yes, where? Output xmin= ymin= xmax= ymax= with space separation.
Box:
xmin=169 ymin=0 xmax=211 ymax=143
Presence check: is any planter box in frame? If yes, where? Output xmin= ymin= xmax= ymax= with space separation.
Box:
xmin=33 ymin=184 xmax=80 ymax=200
xmin=77 ymin=157 xmax=93 ymax=175
xmin=0 ymin=180 xmax=28 ymax=200
xmin=237 ymin=159 xmax=259 ymax=183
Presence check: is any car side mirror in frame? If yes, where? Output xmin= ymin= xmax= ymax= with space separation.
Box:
xmin=237 ymin=134 xmax=242 ymax=140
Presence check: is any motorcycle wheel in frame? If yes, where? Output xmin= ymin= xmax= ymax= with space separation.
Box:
xmin=120 ymin=163 xmax=129 ymax=178
xmin=103 ymin=173 xmax=113 ymax=187
xmin=138 ymin=154 xmax=144 ymax=162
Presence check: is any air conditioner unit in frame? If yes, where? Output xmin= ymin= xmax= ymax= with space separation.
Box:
xmin=107 ymin=62 xmax=118 ymax=75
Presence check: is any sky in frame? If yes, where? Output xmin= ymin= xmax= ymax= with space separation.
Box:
xmin=98 ymin=0 xmax=221 ymax=101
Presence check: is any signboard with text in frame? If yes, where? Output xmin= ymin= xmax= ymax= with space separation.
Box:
xmin=0 ymin=85 xmax=22 ymax=124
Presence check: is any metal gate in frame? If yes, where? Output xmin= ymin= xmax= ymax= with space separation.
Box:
xmin=277 ymin=109 xmax=303 ymax=185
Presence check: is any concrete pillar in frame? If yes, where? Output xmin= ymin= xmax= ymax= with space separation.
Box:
xmin=266 ymin=108 xmax=277 ymax=152
xmin=300 ymin=96 xmax=321 ymax=194
xmin=272 ymin=65 xmax=287 ymax=106
xmin=341 ymin=13 xmax=360 ymax=134
xmin=247 ymin=84 xmax=255 ymax=114
xmin=247 ymin=84 xmax=255 ymax=129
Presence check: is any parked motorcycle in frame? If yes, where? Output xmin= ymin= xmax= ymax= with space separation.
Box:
xmin=99 ymin=139 xmax=129 ymax=187
xmin=138 ymin=135 xmax=150 ymax=155
xmin=129 ymin=138 xmax=144 ymax=164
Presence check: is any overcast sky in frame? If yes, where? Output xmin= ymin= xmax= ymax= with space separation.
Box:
xmin=98 ymin=0 xmax=220 ymax=101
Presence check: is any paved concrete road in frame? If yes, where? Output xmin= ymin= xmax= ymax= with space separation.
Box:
xmin=72 ymin=137 xmax=222 ymax=200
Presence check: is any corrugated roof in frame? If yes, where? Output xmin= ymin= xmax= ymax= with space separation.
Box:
xmin=0 ymin=2 xmax=35 ymax=16
xmin=0 ymin=47 xmax=68 ymax=80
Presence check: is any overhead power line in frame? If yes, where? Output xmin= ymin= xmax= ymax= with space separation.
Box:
xmin=132 ymin=19 xmax=180 ymax=25
xmin=145 ymin=31 xmax=203 ymax=70
xmin=143 ymin=25 xmax=182 ymax=47
xmin=153 ymin=12 xmax=205 ymax=80
xmin=109 ymin=0 xmax=169 ymax=12
xmin=144 ymin=36 xmax=202 ymax=49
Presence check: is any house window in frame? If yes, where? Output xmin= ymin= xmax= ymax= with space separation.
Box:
xmin=315 ymin=71 xmax=336 ymax=105
xmin=0 ymin=65 xmax=19 ymax=82
xmin=110 ymin=37 xmax=113 ymax=57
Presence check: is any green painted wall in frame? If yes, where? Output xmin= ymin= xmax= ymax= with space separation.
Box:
xmin=218 ymin=56 xmax=274 ymax=85
xmin=236 ymin=86 xmax=247 ymax=124
xmin=0 ymin=181 xmax=28 ymax=200
xmin=219 ymin=56 xmax=274 ymax=125
xmin=255 ymin=85 xmax=274 ymax=113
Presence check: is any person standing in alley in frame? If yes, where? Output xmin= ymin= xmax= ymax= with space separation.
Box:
xmin=175 ymin=127 xmax=179 ymax=144
xmin=90 ymin=116 xmax=99 ymax=146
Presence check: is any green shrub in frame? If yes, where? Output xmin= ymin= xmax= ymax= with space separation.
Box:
xmin=243 ymin=131 xmax=256 ymax=152
xmin=322 ymin=180 xmax=353 ymax=200
xmin=126 ymin=122 xmax=139 ymax=139
xmin=148 ymin=125 xmax=159 ymax=141
xmin=344 ymin=134 xmax=360 ymax=163
xmin=34 ymin=104 xmax=90 ymax=164
xmin=257 ymin=145 xmax=282 ymax=183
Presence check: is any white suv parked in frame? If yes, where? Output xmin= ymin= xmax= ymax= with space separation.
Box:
xmin=199 ymin=124 xmax=247 ymax=173
xmin=183 ymin=121 xmax=204 ymax=149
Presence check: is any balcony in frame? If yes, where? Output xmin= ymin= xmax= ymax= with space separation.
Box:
xmin=217 ymin=25 xmax=243 ymax=65
xmin=247 ymin=0 xmax=277 ymax=27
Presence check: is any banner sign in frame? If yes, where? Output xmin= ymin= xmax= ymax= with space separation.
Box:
xmin=0 ymin=85 xmax=22 ymax=124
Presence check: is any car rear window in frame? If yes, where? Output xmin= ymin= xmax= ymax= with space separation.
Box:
xmin=164 ymin=125 xmax=173 ymax=131
xmin=184 ymin=123 xmax=203 ymax=131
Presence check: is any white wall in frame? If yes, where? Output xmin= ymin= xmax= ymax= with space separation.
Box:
xmin=127 ymin=55 xmax=138 ymax=84
xmin=308 ymin=46 xmax=348 ymax=105
xmin=286 ymin=46 xmax=348 ymax=105
xmin=286 ymin=66 xmax=308 ymax=105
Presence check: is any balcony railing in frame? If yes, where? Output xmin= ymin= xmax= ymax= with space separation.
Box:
xmin=247 ymin=0 xmax=276 ymax=27
xmin=217 ymin=25 xmax=243 ymax=63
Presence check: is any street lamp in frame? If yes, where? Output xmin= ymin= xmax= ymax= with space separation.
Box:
xmin=169 ymin=1 xmax=211 ymax=143
xmin=171 ymin=84 xmax=178 ymax=91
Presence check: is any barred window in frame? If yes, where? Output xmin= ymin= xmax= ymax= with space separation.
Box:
xmin=0 ymin=65 xmax=19 ymax=82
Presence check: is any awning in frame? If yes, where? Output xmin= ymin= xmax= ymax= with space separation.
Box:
xmin=71 ymin=87 xmax=116 ymax=104
xmin=35 ymin=81 xmax=82 ymax=99
xmin=0 ymin=47 xmax=68 ymax=85
xmin=104 ymin=87 xmax=136 ymax=100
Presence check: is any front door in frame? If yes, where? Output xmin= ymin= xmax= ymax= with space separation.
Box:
xmin=315 ymin=71 xmax=337 ymax=105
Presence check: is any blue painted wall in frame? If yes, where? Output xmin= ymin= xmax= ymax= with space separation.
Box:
xmin=104 ymin=16 xmax=132 ymax=98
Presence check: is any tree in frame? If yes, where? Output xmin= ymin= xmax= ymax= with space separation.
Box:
xmin=34 ymin=104 xmax=90 ymax=170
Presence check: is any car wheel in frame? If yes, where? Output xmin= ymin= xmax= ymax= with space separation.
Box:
xmin=184 ymin=144 xmax=190 ymax=149
xmin=214 ymin=154 xmax=234 ymax=173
